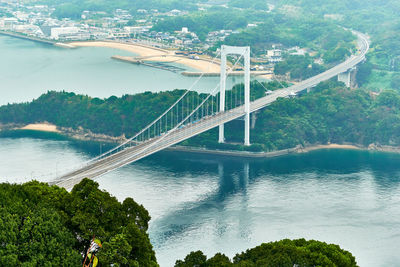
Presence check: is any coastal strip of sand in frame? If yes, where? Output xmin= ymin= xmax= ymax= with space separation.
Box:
xmin=301 ymin=144 xmax=361 ymax=152
xmin=20 ymin=123 xmax=60 ymax=133
xmin=68 ymin=41 xmax=221 ymax=73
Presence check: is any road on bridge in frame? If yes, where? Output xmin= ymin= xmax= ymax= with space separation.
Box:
xmin=52 ymin=31 xmax=369 ymax=189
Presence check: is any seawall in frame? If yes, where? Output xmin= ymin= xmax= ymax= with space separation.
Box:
xmin=0 ymin=30 xmax=55 ymax=45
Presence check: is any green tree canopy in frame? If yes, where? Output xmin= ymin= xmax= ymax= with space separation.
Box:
xmin=175 ymin=239 xmax=358 ymax=266
xmin=0 ymin=179 xmax=157 ymax=266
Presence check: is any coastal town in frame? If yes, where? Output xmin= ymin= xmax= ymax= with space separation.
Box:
xmin=0 ymin=0 xmax=313 ymax=76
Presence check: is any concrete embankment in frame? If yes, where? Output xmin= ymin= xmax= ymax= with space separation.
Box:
xmin=0 ymin=30 xmax=55 ymax=45
xmin=111 ymin=55 xmax=185 ymax=73
xmin=181 ymin=71 xmax=273 ymax=77
xmin=166 ymin=145 xmax=303 ymax=158
xmin=54 ymin=42 xmax=76 ymax=49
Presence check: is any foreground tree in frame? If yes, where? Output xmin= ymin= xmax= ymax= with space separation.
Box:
xmin=175 ymin=239 xmax=358 ymax=267
xmin=0 ymin=179 xmax=158 ymax=266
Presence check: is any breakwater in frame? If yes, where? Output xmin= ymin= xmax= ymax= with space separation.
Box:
xmin=111 ymin=55 xmax=185 ymax=73
xmin=181 ymin=70 xmax=273 ymax=77
xmin=0 ymin=30 xmax=55 ymax=45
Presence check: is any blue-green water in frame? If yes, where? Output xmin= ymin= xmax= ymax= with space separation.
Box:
xmin=1 ymin=136 xmax=400 ymax=267
xmin=0 ymin=35 xmax=242 ymax=105
xmin=1 ymin=35 xmax=400 ymax=266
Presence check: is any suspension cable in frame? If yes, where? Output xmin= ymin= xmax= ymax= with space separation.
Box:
xmin=83 ymin=50 xmax=222 ymax=165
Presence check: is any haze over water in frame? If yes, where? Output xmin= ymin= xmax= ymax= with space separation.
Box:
xmin=0 ymin=136 xmax=400 ymax=267
xmin=1 ymin=35 xmax=400 ymax=266
xmin=0 ymin=35 xmax=240 ymax=105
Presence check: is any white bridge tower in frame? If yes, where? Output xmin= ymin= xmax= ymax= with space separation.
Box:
xmin=218 ymin=45 xmax=251 ymax=146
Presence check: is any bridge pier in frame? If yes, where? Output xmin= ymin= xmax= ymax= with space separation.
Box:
xmin=218 ymin=47 xmax=227 ymax=143
xmin=338 ymin=67 xmax=357 ymax=88
xmin=219 ymin=45 xmax=251 ymax=146
xmin=251 ymin=112 xmax=257 ymax=129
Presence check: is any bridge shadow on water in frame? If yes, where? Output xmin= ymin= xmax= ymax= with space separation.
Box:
xmin=139 ymin=149 xmax=400 ymax=247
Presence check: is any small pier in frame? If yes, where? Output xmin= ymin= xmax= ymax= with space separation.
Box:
xmin=111 ymin=55 xmax=186 ymax=73
xmin=181 ymin=71 xmax=273 ymax=77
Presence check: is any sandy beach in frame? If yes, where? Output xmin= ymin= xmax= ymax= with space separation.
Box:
xmin=68 ymin=41 xmax=221 ymax=73
xmin=305 ymin=144 xmax=360 ymax=150
xmin=21 ymin=123 xmax=60 ymax=133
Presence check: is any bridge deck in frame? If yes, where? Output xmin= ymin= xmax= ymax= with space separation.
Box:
xmin=53 ymin=32 xmax=369 ymax=189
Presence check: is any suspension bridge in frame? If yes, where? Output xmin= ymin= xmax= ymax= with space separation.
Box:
xmin=51 ymin=32 xmax=369 ymax=189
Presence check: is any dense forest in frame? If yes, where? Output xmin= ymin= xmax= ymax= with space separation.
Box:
xmin=175 ymin=239 xmax=357 ymax=266
xmin=187 ymin=80 xmax=400 ymax=151
xmin=2 ymin=80 xmax=400 ymax=152
xmin=0 ymin=179 xmax=157 ymax=266
xmin=0 ymin=81 xmax=270 ymax=138
xmin=271 ymin=0 xmax=400 ymax=89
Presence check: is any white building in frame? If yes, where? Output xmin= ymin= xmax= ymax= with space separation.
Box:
xmin=50 ymin=26 xmax=79 ymax=40
xmin=267 ymin=49 xmax=282 ymax=63
xmin=2 ymin=17 xmax=19 ymax=29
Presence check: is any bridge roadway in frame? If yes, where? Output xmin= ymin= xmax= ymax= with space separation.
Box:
xmin=53 ymin=32 xmax=369 ymax=189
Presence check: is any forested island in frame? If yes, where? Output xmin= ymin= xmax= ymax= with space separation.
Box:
xmin=0 ymin=179 xmax=358 ymax=266
xmin=1 ymin=80 xmax=400 ymax=154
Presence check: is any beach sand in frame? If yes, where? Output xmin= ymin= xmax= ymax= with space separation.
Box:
xmin=21 ymin=123 xmax=60 ymax=133
xmin=68 ymin=41 xmax=221 ymax=73
xmin=303 ymin=144 xmax=360 ymax=152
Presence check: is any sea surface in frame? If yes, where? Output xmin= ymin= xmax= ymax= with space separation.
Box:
xmin=1 ymin=35 xmax=400 ymax=267
xmin=1 ymin=135 xmax=400 ymax=267
xmin=0 ymin=35 xmax=242 ymax=105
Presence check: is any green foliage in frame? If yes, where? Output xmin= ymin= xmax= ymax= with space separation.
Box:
xmin=223 ymin=15 xmax=355 ymax=56
xmin=391 ymin=74 xmax=400 ymax=90
xmin=175 ymin=239 xmax=358 ymax=266
xmin=186 ymin=80 xmax=400 ymax=151
xmin=356 ymin=61 xmax=373 ymax=86
xmin=175 ymin=251 xmax=207 ymax=267
xmin=152 ymin=8 xmax=252 ymax=41
xmin=274 ymin=0 xmax=400 ymax=71
xmin=3 ymin=80 xmax=400 ymax=152
xmin=0 ymin=179 xmax=157 ymax=266
xmin=46 ymin=0 xmax=205 ymax=19
xmin=274 ymin=55 xmax=326 ymax=80
xmin=228 ymin=0 xmax=269 ymax=10
xmin=0 ymin=89 xmax=193 ymax=137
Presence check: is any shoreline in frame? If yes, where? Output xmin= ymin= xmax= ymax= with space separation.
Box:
xmin=68 ymin=40 xmax=221 ymax=73
xmin=0 ymin=32 xmax=221 ymax=73
xmin=2 ymin=123 xmax=400 ymax=158
xmin=0 ymin=30 xmax=55 ymax=45
xmin=0 ymin=32 xmax=271 ymax=78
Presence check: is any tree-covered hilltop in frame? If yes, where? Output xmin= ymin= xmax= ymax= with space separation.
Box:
xmin=0 ymin=81 xmax=269 ymax=138
xmin=0 ymin=179 xmax=158 ymax=266
xmin=2 ymin=80 xmax=400 ymax=152
xmin=186 ymin=80 xmax=400 ymax=151
xmin=152 ymin=8 xmax=355 ymax=58
xmin=175 ymin=239 xmax=358 ymax=266
xmin=270 ymin=0 xmax=400 ymax=90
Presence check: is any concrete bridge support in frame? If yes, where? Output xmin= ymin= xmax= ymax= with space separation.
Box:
xmin=219 ymin=45 xmax=251 ymax=146
xmin=338 ymin=67 xmax=357 ymax=89
xmin=251 ymin=112 xmax=257 ymax=129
